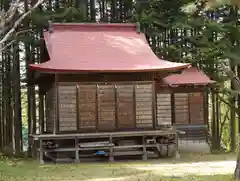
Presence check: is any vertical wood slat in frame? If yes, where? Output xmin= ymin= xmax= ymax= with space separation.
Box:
xmin=78 ymin=85 xmax=97 ymax=129
xmin=98 ymin=84 xmax=116 ymax=130
xmin=49 ymin=87 xmax=56 ymax=133
xmin=39 ymin=94 xmax=44 ymax=134
xmin=174 ymin=93 xmax=189 ymax=125
xmin=188 ymin=93 xmax=191 ymax=124
xmin=43 ymin=95 xmax=46 ymax=133
xmin=115 ymin=85 xmax=118 ymax=129
xmin=204 ymin=90 xmax=209 ymax=126
xmin=96 ymin=84 xmax=99 ymax=131
xmin=76 ymin=85 xmax=79 ymax=130
xmin=45 ymin=89 xmax=53 ymax=133
xmin=55 ymin=84 xmax=59 ymax=134
xmin=204 ymin=90 xmax=209 ymax=141
xmin=189 ymin=92 xmax=204 ymax=124
xmin=152 ymin=82 xmax=156 ymax=128
xmin=55 ymin=74 xmax=59 ymax=134
xmin=135 ymin=83 xmax=153 ymax=128
xmin=156 ymin=93 xmax=172 ymax=126
xmin=133 ymin=85 xmax=136 ymax=128
xmin=171 ymin=93 xmax=175 ymax=125
xmin=58 ymin=85 xmax=77 ymax=131
xmin=117 ymin=85 xmax=134 ymax=129
xmin=43 ymin=95 xmax=46 ymax=132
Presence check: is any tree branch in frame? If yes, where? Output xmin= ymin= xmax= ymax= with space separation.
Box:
xmin=0 ymin=29 xmax=34 ymax=51
xmin=219 ymin=64 xmax=240 ymax=91
xmin=3 ymin=0 xmax=21 ymax=25
xmin=0 ymin=0 xmax=45 ymax=49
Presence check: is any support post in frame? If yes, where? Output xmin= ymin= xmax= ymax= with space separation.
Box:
xmin=109 ymin=135 xmax=114 ymax=162
xmin=142 ymin=135 xmax=147 ymax=161
xmin=75 ymin=137 xmax=79 ymax=163
xmin=175 ymin=132 xmax=180 ymax=159
xmin=39 ymin=139 xmax=44 ymax=164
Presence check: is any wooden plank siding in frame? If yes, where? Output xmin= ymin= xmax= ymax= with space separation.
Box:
xmin=58 ymin=85 xmax=77 ymax=131
xmin=46 ymin=80 xmax=207 ymax=133
xmin=46 ymin=81 xmax=155 ymax=133
xmin=156 ymin=93 xmax=172 ymax=126
xmin=174 ymin=93 xmax=189 ymax=125
xmin=174 ymin=92 xmax=204 ymax=125
xmin=117 ymin=85 xmax=135 ymax=129
xmin=156 ymin=91 xmax=205 ymax=126
xmin=45 ymin=87 xmax=56 ymax=133
xmin=135 ymin=84 xmax=153 ymax=128
xmin=98 ymin=84 xmax=116 ymax=130
xmin=189 ymin=92 xmax=204 ymax=124
xmin=78 ymin=85 xmax=97 ymax=130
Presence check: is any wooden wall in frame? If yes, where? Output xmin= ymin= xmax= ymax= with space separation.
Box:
xmin=156 ymin=91 xmax=206 ymax=125
xmin=174 ymin=92 xmax=204 ymax=125
xmin=46 ymin=81 xmax=156 ymax=133
xmin=78 ymin=85 xmax=97 ymax=129
xmin=45 ymin=77 xmax=207 ymax=134
xmin=156 ymin=93 xmax=172 ymax=126
xmin=45 ymin=86 xmax=56 ymax=133
xmin=189 ymin=93 xmax=204 ymax=124
xmin=58 ymin=86 xmax=77 ymax=131
xmin=135 ymin=84 xmax=153 ymax=128
xmin=174 ymin=93 xmax=189 ymax=124
xmin=117 ymin=85 xmax=134 ymax=129
xmin=98 ymin=84 xmax=116 ymax=130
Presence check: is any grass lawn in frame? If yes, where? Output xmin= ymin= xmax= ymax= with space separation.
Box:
xmin=0 ymin=153 xmax=236 ymax=181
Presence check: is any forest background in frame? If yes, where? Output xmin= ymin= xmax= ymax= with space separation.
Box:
xmin=0 ymin=0 xmax=239 ymax=157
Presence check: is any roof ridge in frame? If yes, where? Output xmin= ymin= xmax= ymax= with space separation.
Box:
xmin=50 ymin=23 xmax=137 ymax=32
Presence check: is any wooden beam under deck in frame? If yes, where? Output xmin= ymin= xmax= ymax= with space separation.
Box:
xmin=31 ymin=128 xmax=179 ymax=164
xmin=30 ymin=129 xmax=176 ymax=140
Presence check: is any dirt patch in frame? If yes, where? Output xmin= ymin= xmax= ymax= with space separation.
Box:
xmin=128 ymin=160 xmax=235 ymax=177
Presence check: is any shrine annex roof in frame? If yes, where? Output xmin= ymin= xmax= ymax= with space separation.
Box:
xmin=162 ymin=67 xmax=215 ymax=86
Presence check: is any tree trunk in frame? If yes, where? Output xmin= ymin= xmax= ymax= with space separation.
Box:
xmin=12 ymin=42 xmax=23 ymax=155
xmin=211 ymin=89 xmax=217 ymax=151
xmin=235 ymin=64 xmax=240 ymax=179
xmin=215 ymin=91 xmax=220 ymax=150
xmin=234 ymin=133 xmax=240 ymax=179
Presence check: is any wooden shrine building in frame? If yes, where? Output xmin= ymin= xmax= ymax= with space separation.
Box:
xmin=155 ymin=68 xmax=214 ymax=153
xmin=28 ymin=23 xmax=214 ymax=163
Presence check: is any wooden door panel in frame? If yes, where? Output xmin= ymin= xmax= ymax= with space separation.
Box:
xmin=117 ymin=85 xmax=134 ymax=129
xmin=78 ymin=85 xmax=97 ymax=130
xmin=98 ymin=85 xmax=116 ymax=130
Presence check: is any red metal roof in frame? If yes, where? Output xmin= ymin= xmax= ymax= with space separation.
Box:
xmin=29 ymin=23 xmax=190 ymax=73
xmin=161 ymin=67 xmax=215 ymax=86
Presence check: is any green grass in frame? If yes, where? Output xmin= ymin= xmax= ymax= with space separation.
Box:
xmin=0 ymin=153 xmax=236 ymax=181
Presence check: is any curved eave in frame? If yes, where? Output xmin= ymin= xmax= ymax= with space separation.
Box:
xmin=28 ymin=62 xmax=191 ymax=73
